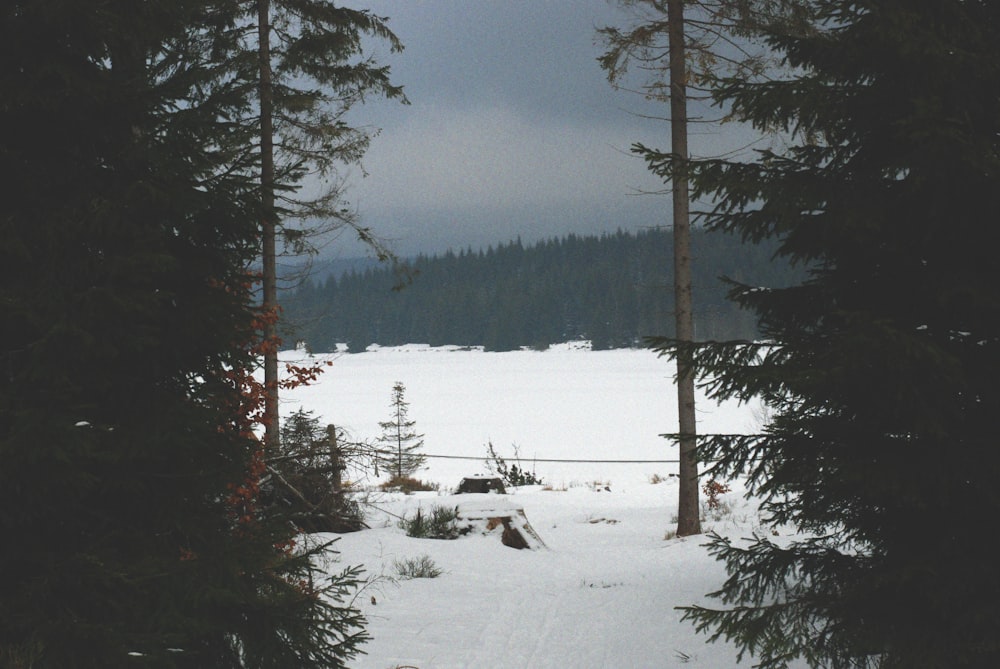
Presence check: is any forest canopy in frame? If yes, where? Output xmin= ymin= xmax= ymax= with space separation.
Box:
xmin=281 ymin=228 xmax=802 ymax=352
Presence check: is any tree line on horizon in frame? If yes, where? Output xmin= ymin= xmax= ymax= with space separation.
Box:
xmin=280 ymin=228 xmax=801 ymax=352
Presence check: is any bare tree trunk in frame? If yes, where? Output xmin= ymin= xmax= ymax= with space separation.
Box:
xmin=668 ymin=0 xmax=701 ymax=537
xmin=327 ymin=424 xmax=343 ymax=497
xmin=258 ymin=0 xmax=279 ymax=450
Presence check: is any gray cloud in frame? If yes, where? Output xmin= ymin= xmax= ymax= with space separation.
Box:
xmin=323 ymin=1 xmax=759 ymax=257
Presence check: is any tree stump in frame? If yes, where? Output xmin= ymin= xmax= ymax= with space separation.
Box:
xmin=456 ymin=476 xmax=506 ymax=494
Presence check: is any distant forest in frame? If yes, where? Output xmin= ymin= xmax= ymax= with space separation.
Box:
xmin=279 ymin=228 xmax=802 ymax=352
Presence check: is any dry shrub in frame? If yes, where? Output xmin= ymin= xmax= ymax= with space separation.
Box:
xmin=393 ymin=554 xmax=442 ymax=579
xmin=380 ymin=475 xmax=439 ymax=494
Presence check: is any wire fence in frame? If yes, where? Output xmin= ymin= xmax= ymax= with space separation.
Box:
xmin=418 ymin=453 xmax=680 ymax=464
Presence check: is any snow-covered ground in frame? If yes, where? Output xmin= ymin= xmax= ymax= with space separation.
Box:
xmin=281 ymin=344 xmax=798 ymax=669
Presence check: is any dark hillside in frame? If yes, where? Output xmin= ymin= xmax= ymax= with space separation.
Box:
xmin=280 ymin=228 xmax=800 ymax=352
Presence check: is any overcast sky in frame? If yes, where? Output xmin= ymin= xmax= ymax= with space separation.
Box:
xmin=323 ymin=1 xmax=753 ymax=259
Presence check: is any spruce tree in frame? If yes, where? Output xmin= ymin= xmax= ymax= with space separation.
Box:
xmin=642 ymin=2 xmax=1000 ymax=667
xmin=377 ymin=382 xmax=427 ymax=481
xmin=601 ymin=0 xmax=813 ymax=538
xmin=266 ymin=408 xmax=364 ymax=533
xmin=0 ymin=2 xmax=366 ymax=666
xmin=249 ymin=0 xmax=406 ymax=450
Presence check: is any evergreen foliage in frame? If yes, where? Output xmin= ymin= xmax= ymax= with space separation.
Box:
xmin=643 ymin=2 xmax=1000 ymax=667
xmin=280 ymin=228 xmax=798 ymax=352
xmin=264 ymin=408 xmax=364 ymax=533
xmin=376 ymin=382 xmax=427 ymax=480
xmin=247 ymin=0 xmax=405 ymax=450
xmin=399 ymin=506 xmax=466 ymax=541
xmin=0 ymin=2 xmax=366 ymax=666
xmin=241 ymin=0 xmax=407 ymax=254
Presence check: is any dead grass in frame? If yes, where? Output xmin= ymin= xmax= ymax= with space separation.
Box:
xmin=379 ymin=475 xmax=439 ymax=494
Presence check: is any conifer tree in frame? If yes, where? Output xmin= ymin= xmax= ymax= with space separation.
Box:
xmin=600 ymin=0 xmax=810 ymax=537
xmin=248 ymin=0 xmax=407 ymax=449
xmin=377 ymin=382 xmax=427 ymax=480
xmin=0 ymin=2 xmax=367 ymax=665
xmin=266 ymin=408 xmax=364 ymax=533
xmin=641 ymin=1 xmax=1000 ymax=666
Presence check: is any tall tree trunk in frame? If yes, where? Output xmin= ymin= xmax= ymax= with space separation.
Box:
xmin=327 ymin=425 xmax=343 ymax=497
xmin=668 ymin=0 xmax=701 ymax=537
xmin=258 ymin=0 xmax=279 ymax=449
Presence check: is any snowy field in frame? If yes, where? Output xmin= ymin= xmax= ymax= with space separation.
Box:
xmin=280 ymin=344 xmax=801 ymax=669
